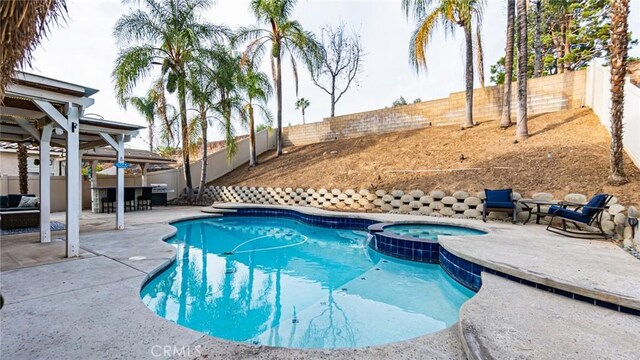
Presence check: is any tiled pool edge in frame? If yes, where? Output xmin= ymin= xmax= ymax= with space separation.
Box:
xmin=212 ymin=206 xmax=640 ymax=316
xmin=440 ymin=247 xmax=640 ymax=316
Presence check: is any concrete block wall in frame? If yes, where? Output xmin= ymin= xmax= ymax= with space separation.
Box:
xmin=193 ymin=185 xmax=637 ymax=248
xmin=283 ymin=70 xmax=587 ymax=146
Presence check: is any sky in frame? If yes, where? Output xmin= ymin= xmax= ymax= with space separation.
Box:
xmin=27 ymin=0 xmax=640 ymax=149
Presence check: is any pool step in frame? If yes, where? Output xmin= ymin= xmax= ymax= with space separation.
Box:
xmin=200 ymin=207 xmax=237 ymax=214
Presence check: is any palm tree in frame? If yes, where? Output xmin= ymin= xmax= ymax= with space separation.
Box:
xmin=294 ymin=97 xmax=310 ymax=124
xmin=608 ymin=0 xmax=629 ymax=185
xmin=402 ymin=0 xmax=485 ymax=129
xmin=112 ymin=0 xmax=228 ymax=198
xmin=0 ymin=0 xmax=67 ymax=101
xmin=127 ymin=93 xmax=156 ymax=152
xmin=238 ymin=0 xmax=322 ymax=157
xmin=150 ymin=76 xmax=176 ymax=147
xmin=185 ymin=60 xmax=216 ymax=201
xmin=533 ymin=0 xmax=543 ymax=77
xmin=516 ymin=0 xmax=529 ymax=139
xmin=240 ymin=63 xmax=273 ymax=167
xmin=500 ymin=0 xmax=515 ymax=128
xmin=17 ymin=143 xmax=28 ymax=194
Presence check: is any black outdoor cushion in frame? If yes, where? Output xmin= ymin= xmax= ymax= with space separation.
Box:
xmin=7 ymin=194 xmax=35 ymax=208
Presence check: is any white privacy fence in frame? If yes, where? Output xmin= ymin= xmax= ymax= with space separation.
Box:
xmin=146 ymin=129 xmax=276 ymax=200
xmin=586 ymin=59 xmax=640 ymax=167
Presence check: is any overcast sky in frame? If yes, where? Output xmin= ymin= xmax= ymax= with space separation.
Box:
xmin=28 ymin=0 xmax=640 ymax=149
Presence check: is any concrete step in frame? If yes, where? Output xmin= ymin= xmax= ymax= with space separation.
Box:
xmin=200 ymin=207 xmax=237 ymax=214
xmin=458 ymin=273 xmax=639 ymax=360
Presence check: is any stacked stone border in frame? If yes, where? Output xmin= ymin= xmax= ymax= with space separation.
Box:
xmin=192 ymin=185 xmax=639 ymax=251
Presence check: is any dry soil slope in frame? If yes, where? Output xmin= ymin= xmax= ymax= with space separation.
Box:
xmin=212 ymin=108 xmax=640 ymax=206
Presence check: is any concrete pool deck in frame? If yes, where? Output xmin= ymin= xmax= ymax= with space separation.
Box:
xmin=1 ymin=204 xmax=639 ymax=359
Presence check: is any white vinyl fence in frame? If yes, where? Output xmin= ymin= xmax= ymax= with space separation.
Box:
xmin=146 ymin=129 xmax=276 ymax=200
xmin=586 ymin=59 xmax=640 ymax=167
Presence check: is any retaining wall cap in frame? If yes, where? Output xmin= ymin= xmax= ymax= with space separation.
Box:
xmin=453 ymin=190 xmax=470 ymax=200
xmin=410 ymin=190 xmax=425 ymax=198
xmin=391 ymin=190 xmax=404 ymax=198
xmin=430 ymin=190 xmax=446 ymax=199
xmin=609 ymin=204 xmax=626 ymax=215
xmin=331 ymin=189 xmax=342 ymax=195
xmin=532 ymin=192 xmax=554 ymax=201
xmin=375 ymin=190 xmax=387 ymax=196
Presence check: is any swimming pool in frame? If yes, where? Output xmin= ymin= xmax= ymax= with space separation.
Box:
xmin=382 ymin=223 xmax=486 ymax=240
xmin=141 ymin=216 xmax=475 ymax=349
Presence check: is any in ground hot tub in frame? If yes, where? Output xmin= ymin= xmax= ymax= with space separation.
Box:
xmin=367 ymin=222 xmax=487 ymax=264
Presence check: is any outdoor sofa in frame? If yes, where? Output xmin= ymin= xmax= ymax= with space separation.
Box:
xmin=0 ymin=194 xmax=40 ymax=230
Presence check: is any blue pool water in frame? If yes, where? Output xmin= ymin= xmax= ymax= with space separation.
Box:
xmin=383 ymin=224 xmax=486 ymax=240
xmin=141 ymin=216 xmax=475 ymax=349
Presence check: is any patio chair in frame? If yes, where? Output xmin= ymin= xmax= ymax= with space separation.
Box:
xmin=101 ymin=188 xmax=116 ymax=214
xmin=137 ymin=187 xmax=153 ymax=210
xmin=482 ymin=189 xmax=517 ymax=224
xmin=546 ymin=193 xmax=612 ymax=239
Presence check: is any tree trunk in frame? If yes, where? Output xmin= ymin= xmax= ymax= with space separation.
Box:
xmin=501 ymin=0 xmax=516 ymax=128
xmin=17 ymin=143 xmax=28 ymax=194
xmin=330 ymin=77 xmax=336 ymax=117
xmin=563 ymin=15 xmax=572 ymax=71
xmin=275 ymin=52 xmax=283 ymax=156
xmin=463 ymin=22 xmax=474 ymax=128
xmin=148 ymin=119 xmax=154 ymax=152
xmin=302 ymin=108 xmax=306 ymax=124
xmin=533 ymin=0 xmax=542 ymax=77
xmin=608 ymin=0 xmax=629 ymax=185
xmin=196 ymin=108 xmax=208 ymax=201
xmin=249 ymin=103 xmax=257 ymax=167
xmin=516 ymin=0 xmax=529 ymax=139
xmin=178 ymin=78 xmax=193 ymax=197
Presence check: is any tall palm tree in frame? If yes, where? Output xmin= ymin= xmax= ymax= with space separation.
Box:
xmin=238 ymin=0 xmax=322 ymax=156
xmin=500 ymin=0 xmax=515 ymax=128
xmin=127 ymin=93 xmax=156 ymax=152
xmin=516 ymin=0 xmax=529 ymax=139
xmin=402 ymin=0 xmax=485 ymax=129
xmin=17 ymin=143 xmax=28 ymax=194
xmin=294 ymin=97 xmax=310 ymax=124
xmin=185 ymin=60 xmax=217 ymax=201
xmin=150 ymin=75 xmax=176 ymax=147
xmin=533 ymin=0 xmax=543 ymax=77
xmin=0 ymin=0 xmax=67 ymax=101
xmin=608 ymin=0 xmax=629 ymax=185
xmin=240 ymin=63 xmax=273 ymax=167
xmin=112 ymin=0 xmax=228 ymax=198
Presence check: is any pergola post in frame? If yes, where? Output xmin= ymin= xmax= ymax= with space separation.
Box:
xmin=90 ymin=160 xmax=98 ymax=188
xmin=65 ymin=104 xmax=81 ymax=257
xmin=141 ymin=163 xmax=148 ymax=186
xmin=115 ymin=136 xmax=125 ymax=230
xmin=39 ymin=125 xmax=53 ymax=243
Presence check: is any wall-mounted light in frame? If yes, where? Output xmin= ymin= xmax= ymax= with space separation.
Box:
xmin=54 ymin=127 xmax=64 ymax=135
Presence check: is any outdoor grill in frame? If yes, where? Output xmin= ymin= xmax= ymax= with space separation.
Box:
xmin=150 ymin=184 xmax=174 ymax=206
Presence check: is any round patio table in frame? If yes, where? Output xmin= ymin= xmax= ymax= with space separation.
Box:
xmin=517 ymin=199 xmax=561 ymax=224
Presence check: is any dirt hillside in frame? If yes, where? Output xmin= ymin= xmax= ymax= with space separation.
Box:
xmin=212 ymin=108 xmax=640 ymax=207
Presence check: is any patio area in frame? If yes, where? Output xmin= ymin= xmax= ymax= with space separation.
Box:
xmin=1 ymin=205 xmax=639 ymax=359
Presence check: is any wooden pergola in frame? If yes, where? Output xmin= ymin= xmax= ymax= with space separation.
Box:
xmin=0 ymin=72 xmax=144 ymax=257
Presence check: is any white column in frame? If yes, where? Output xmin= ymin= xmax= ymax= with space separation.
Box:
xmin=66 ymin=105 xmax=80 ymax=257
xmin=116 ymin=136 xmax=125 ymax=230
xmin=90 ymin=160 xmax=98 ymax=188
xmin=40 ymin=125 xmax=53 ymax=243
xmin=141 ymin=163 xmax=148 ymax=186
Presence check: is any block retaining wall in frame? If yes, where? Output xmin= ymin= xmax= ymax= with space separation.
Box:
xmin=282 ymin=70 xmax=587 ymax=146
xmin=190 ymin=185 xmax=638 ymax=250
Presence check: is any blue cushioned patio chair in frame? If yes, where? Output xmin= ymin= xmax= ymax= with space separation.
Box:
xmin=482 ymin=189 xmax=517 ymax=224
xmin=546 ymin=193 xmax=612 ymax=239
